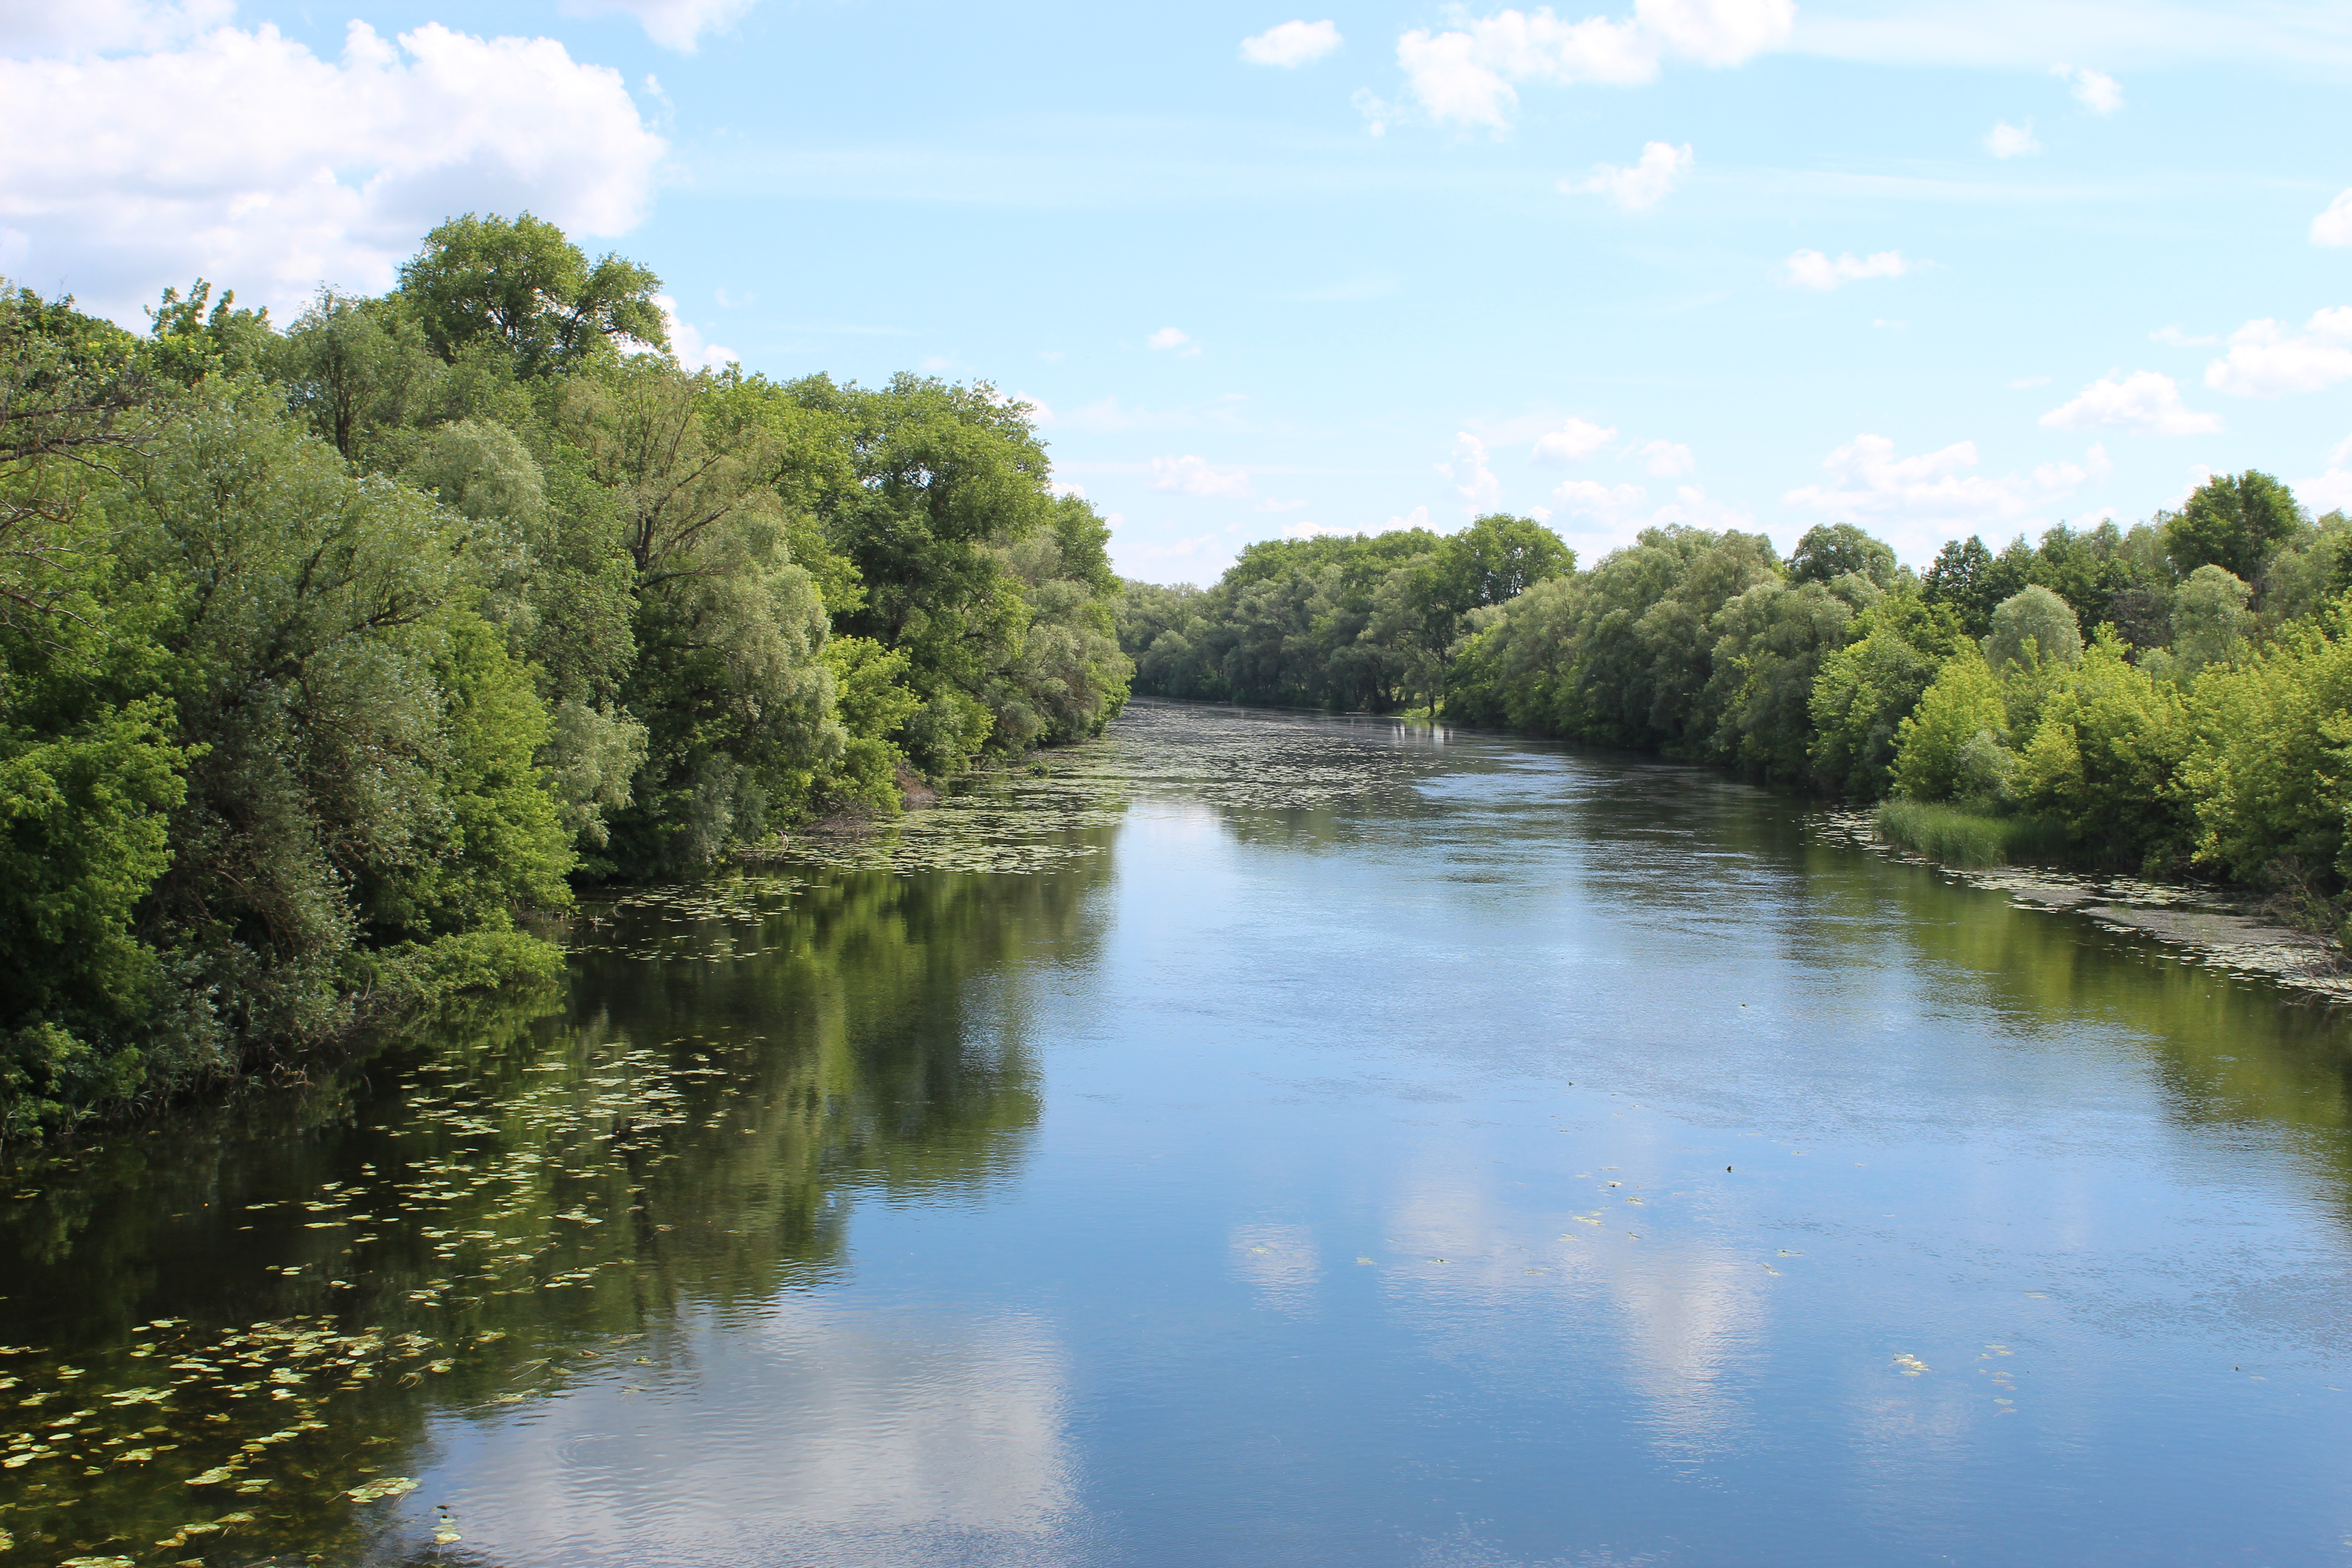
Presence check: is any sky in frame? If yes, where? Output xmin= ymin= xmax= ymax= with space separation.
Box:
xmin=2 ymin=0 xmax=2350 ymax=583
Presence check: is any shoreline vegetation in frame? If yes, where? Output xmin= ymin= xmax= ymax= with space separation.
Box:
xmin=0 ymin=213 xmax=1132 ymax=1139
xmin=1116 ymin=480 xmax=2352 ymax=957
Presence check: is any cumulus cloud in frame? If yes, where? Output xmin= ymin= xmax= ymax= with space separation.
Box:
xmin=560 ymin=0 xmax=756 ymax=51
xmin=1531 ymin=416 xmax=1618 ymax=464
xmin=1440 ymin=432 xmax=1503 ymax=513
xmin=1558 ymin=140 xmax=1693 ymax=210
xmin=1639 ymin=439 xmax=1695 ymax=475
xmin=1147 ymin=326 xmax=1201 ymax=356
xmin=1550 ymin=478 xmax=1649 ymax=525
xmin=0 ymin=16 xmax=665 ymax=318
xmin=1396 ymin=0 xmax=1795 ymax=132
xmin=0 ymin=0 xmax=233 ymax=53
xmin=2053 ymin=64 xmax=2122 ymax=113
xmin=1783 ymin=433 xmax=2103 ymax=537
xmin=2203 ymin=307 xmax=2352 ymax=397
xmin=1150 ymin=455 xmax=1253 ymax=499
xmin=2150 ymin=324 xmax=2217 ymax=347
xmin=1784 ymin=249 xmax=1909 ymax=290
xmin=2293 ymin=427 xmax=2352 ymax=512
xmin=1984 ymin=119 xmax=2039 ymax=157
xmin=2312 ymin=190 xmax=2352 ymax=248
xmin=2038 ymin=370 xmax=2220 ymax=436
xmin=653 ymin=294 xmax=737 ymax=370
xmin=1240 ymin=19 xmax=1342 ymax=66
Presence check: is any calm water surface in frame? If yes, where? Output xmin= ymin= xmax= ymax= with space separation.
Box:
xmin=6 ymin=699 xmax=2352 ymax=1567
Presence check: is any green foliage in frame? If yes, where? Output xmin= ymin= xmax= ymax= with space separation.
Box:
xmin=2171 ymin=564 xmax=2252 ymax=675
xmin=397 ymin=211 xmax=666 ymax=377
xmin=1875 ymin=799 xmax=2070 ymax=868
xmin=1983 ymin=584 xmax=2083 ymax=673
xmin=1807 ymin=593 xmax=1961 ymax=798
xmin=2012 ymin=631 xmax=2191 ymax=865
xmin=1787 ymin=523 xmax=1897 ymax=588
xmin=0 ymin=214 xmax=1132 ymax=1138
xmin=2166 ymin=470 xmax=2303 ymax=581
xmin=1891 ymin=647 xmax=2011 ymax=802
xmin=2178 ymin=604 xmax=2352 ymax=885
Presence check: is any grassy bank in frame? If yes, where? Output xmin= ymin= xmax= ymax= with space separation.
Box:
xmin=1875 ymin=799 xmax=2072 ymax=869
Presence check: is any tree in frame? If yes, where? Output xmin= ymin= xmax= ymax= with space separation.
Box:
xmin=1443 ymin=513 xmax=1575 ymax=606
xmin=397 ymin=211 xmax=667 ymax=377
xmin=1983 ymin=585 xmax=2082 ymax=673
xmin=1921 ymin=535 xmax=1999 ymax=635
xmin=2166 ymin=470 xmax=2303 ymax=581
xmin=1891 ymin=647 xmax=2011 ymax=801
xmin=1786 ymin=523 xmax=1897 ymax=588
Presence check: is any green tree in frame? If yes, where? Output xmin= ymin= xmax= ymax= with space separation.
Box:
xmin=1786 ymin=523 xmax=1898 ymax=588
xmin=2166 ymin=470 xmax=2303 ymax=581
xmin=1891 ymin=647 xmax=2011 ymax=801
xmin=1983 ymin=585 xmax=2083 ymax=674
xmin=397 ymin=211 xmax=667 ymax=377
xmin=2013 ymin=630 xmax=2190 ymax=864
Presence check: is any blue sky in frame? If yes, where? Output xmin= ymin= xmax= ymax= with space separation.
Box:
xmin=5 ymin=0 xmax=2350 ymax=579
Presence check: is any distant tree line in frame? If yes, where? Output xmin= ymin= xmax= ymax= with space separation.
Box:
xmin=0 ymin=212 xmax=1129 ymax=1137
xmin=1120 ymin=473 xmax=2352 ymax=914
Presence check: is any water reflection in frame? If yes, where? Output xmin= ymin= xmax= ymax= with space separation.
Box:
xmin=0 ymin=853 xmax=1108 ymax=1564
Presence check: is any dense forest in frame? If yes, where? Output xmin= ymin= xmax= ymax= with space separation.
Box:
xmin=1121 ymin=476 xmax=2352 ymax=924
xmin=0 ymin=213 xmax=1130 ymax=1137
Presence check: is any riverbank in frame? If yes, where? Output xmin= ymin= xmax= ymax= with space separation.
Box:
xmin=1815 ymin=806 xmax=2352 ymax=1003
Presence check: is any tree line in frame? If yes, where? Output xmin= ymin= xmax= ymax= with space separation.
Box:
xmin=1120 ymin=474 xmax=2352 ymax=919
xmin=0 ymin=212 xmax=1130 ymax=1137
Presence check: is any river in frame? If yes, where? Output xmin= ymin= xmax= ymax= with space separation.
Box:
xmin=4 ymin=698 xmax=2350 ymax=1567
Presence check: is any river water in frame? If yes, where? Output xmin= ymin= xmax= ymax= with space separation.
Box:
xmin=5 ymin=699 xmax=2352 ymax=1568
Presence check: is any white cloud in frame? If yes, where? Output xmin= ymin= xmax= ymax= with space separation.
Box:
xmin=2203 ymin=307 xmax=2352 ymax=397
xmin=559 ymin=0 xmax=757 ymax=53
xmin=1396 ymin=0 xmax=1795 ymax=131
xmin=2150 ymin=324 xmax=2217 ymax=347
xmin=1240 ymin=19 xmax=1342 ymax=66
xmin=1984 ymin=119 xmax=2039 ymax=157
xmin=1282 ymin=520 xmax=1357 ymax=538
xmin=1150 ymin=454 xmax=1254 ymax=499
xmin=1783 ymin=433 xmax=2101 ymax=542
xmin=1650 ymin=485 xmax=1751 ymax=529
xmin=1784 ymin=249 xmax=1909 ymax=290
xmin=1531 ymin=416 xmax=1618 ymax=464
xmin=1558 ymin=140 xmax=1693 ymax=210
xmin=1007 ymin=391 xmax=1055 ymax=425
xmin=1639 ymin=439 xmax=1695 ymax=475
xmin=2333 ymin=432 xmax=2352 ymax=466
xmin=0 ymin=18 xmax=664 ymax=319
xmin=1550 ymin=478 xmax=1650 ymax=524
xmin=2008 ymin=374 xmax=2052 ymax=388
xmin=2038 ymin=370 xmax=2220 ymax=435
xmin=2167 ymin=463 xmax=2219 ymax=509
xmin=1146 ymin=325 xmax=1202 ymax=356
xmin=1441 ymin=432 xmax=1502 ymax=513
xmin=1048 ymin=480 xmax=1085 ymax=499
xmin=2312 ymin=189 xmax=2352 ymax=248
xmin=652 ymin=294 xmax=737 ymax=370
xmin=2302 ymin=466 xmax=2352 ymax=514
xmin=2053 ymin=63 xmax=2123 ymax=113
xmin=0 ymin=0 xmax=232 ymax=53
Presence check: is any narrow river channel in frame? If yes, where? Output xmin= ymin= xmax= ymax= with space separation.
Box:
xmin=5 ymin=699 xmax=2350 ymax=1568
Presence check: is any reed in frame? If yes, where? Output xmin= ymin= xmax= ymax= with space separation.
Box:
xmin=1875 ymin=799 xmax=2071 ymax=868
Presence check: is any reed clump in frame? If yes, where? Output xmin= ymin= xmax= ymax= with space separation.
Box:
xmin=1875 ymin=799 xmax=2071 ymax=868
